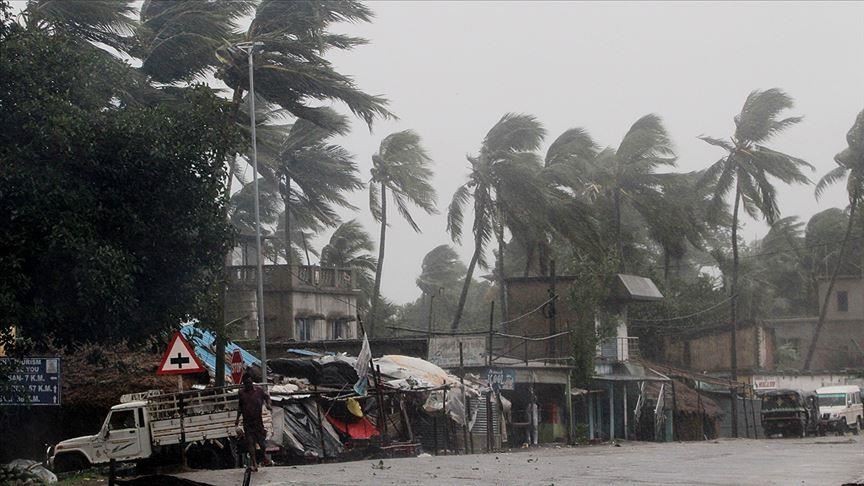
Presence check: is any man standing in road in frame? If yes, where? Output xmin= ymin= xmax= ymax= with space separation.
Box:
xmin=235 ymin=373 xmax=272 ymax=471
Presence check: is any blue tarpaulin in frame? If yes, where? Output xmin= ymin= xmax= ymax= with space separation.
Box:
xmin=180 ymin=325 xmax=260 ymax=378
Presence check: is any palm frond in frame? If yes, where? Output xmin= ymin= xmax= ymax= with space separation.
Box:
xmin=698 ymin=135 xmax=734 ymax=152
xmin=734 ymin=88 xmax=798 ymax=144
xmin=368 ymin=180 xmax=382 ymax=223
xmin=29 ymin=0 xmax=137 ymax=52
xmin=447 ymin=183 xmax=471 ymax=243
xmin=616 ymin=114 xmax=676 ymax=170
xmin=483 ymin=113 xmax=546 ymax=155
xmin=545 ymin=127 xmax=597 ymax=167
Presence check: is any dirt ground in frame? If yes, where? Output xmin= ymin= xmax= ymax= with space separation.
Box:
xmin=173 ymin=436 xmax=864 ymax=485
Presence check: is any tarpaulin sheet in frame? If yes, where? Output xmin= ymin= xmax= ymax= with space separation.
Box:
xmin=326 ymin=414 xmax=379 ymax=439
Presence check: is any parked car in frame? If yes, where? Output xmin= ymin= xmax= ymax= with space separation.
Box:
xmin=760 ymin=389 xmax=818 ymax=438
xmin=815 ymin=385 xmax=862 ymax=435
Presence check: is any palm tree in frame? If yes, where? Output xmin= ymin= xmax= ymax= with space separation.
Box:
xmin=549 ymin=116 xmax=677 ymax=273
xmin=320 ymin=220 xmax=377 ymax=312
xmin=416 ymin=245 xmax=466 ymax=295
xmin=804 ymin=108 xmax=864 ymax=369
xmin=20 ymin=0 xmax=138 ymax=53
xmin=368 ymin=130 xmax=437 ymax=335
xmin=448 ymin=114 xmax=547 ymax=331
xmin=263 ymin=108 xmax=362 ymax=268
xmin=699 ymin=88 xmax=812 ymax=435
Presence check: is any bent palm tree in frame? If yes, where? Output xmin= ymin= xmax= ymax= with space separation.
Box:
xmin=368 ymin=131 xmax=437 ymax=335
xmin=804 ymin=108 xmax=864 ymax=369
xmin=552 ymin=116 xmax=677 ymax=272
xmin=266 ymin=108 xmax=361 ymax=267
xmin=448 ymin=114 xmax=547 ymax=330
xmin=699 ymin=88 xmax=812 ymax=435
xmin=321 ymin=220 xmax=377 ymax=312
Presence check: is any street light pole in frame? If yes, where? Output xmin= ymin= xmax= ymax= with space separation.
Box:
xmin=241 ymin=42 xmax=267 ymax=384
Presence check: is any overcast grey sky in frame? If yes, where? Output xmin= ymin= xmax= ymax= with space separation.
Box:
xmin=315 ymin=1 xmax=864 ymax=303
xmin=13 ymin=1 xmax=861 ymax=304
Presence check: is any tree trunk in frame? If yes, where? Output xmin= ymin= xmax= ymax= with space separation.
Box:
xmin=370 ymin=183 xmax=387 ymax=337
xmin=283 ymin=180 xmax=292 ymax=266
xmin=804 ymin=199 xmax=858 ymax=370
xmin=729 ymin=179 xmax=741 ymax=438
xmin=452 ymin=238 xmax=482 ymax=332
xmin=614 ymin=189 xmax=624 ymax=273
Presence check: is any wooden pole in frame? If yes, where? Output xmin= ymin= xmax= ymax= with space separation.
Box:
xmin=488 ymin=301 xmax=495 ymax=367
xmin=459 ymin=342 xmax=469 ymax=454
xmin=566 ymin=372 xmax=574 ymax=445
xmin=442 ymin=385 xmax=449 ymax=454
xmin=314 ymin=385 xmax=326 ymax=462
xmin=486 ymin=391 xmax=493 ymax=452
xmin=670 ymin=380 xmax=678 ymax=442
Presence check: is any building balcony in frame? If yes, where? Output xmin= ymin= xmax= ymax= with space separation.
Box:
xmin=597 ymin=337 xmax=640 ymax=362
xmin=226 ymin=264 xmax=356 ymax=293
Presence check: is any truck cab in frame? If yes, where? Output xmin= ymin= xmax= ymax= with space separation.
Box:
xmin=815 ymin=385 xmax=863 ymax=435
xmin=50 ymin=401 xmax=152 ymax=472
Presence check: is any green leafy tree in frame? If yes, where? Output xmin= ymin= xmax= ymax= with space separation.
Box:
xmin=805 ymin=108 xmax=864 ymax=369
xmin=447 ymin=114 xmax=547 ymax=330
xmin=699 ymin=88 xmax=812 ymax=434
xmin=0 ymin=27 xmax=238 ymax=345
xmin=320 ymin=220 xmax=377 ymax=312
xmin=368 ymin=130 xmax=437 ymax=335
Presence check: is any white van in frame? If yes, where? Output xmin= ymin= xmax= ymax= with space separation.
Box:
xmin=815 ymin=385 xmax=862 ymax=435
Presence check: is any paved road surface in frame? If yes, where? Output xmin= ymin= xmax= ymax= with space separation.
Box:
xmin=176 ymin=436 xmax=864 ymax=485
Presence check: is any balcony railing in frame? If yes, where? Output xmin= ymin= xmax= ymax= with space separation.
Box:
xmin=227 ymin=264 xmax=355 ymax=291
xmin=597 ymin=337 xmax=640 ymax=362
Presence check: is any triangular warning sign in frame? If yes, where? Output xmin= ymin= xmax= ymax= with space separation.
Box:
xmin=157 ymin=331 xmax=205 ymax=375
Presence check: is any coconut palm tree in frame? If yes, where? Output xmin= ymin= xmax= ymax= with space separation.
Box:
xmin=262 ymin=108 xmax=362 ymax=268
xmin=321 ymin=220 xmax=377 ymax=312
xmin=699 ymin=88 xmax=812 ymax=435
xmin=368 ymin=130 xmax=437 ymax=335
xmin=552 ymin=116 xmax=677 ymax=272
xmin=19 ymin=0 xmax=138 ymax=53
xmin=447 ymin=114 xmax=548 ymax=331
xmin=416 ymin=245 xmax=466 ymax=296
xmin=804 ymin=108 xmax=864 ymax=369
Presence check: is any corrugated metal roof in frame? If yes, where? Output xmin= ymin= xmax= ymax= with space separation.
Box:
xmin=180 ymin=325 xmax=260 ymax=377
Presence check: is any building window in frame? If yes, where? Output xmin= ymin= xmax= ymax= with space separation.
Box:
xmin=295 ymin=318 xmax=312 ymax=341
xmin=330 ymin=319 xmax=354 ymax=340
xmin=836 ymin=291 xmax=848 ymax=312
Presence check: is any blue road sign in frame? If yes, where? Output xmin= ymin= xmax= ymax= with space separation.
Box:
xmin=0 ymin=357 xmax=62 ymax=406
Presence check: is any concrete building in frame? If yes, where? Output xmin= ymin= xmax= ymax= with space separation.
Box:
xmin=224 ymin=263 xmax=360 ymax=342
xmin=492 ymin=273 xmax=668 ymax=443
xmin=659 ymin=276 xmax=864 ymax=393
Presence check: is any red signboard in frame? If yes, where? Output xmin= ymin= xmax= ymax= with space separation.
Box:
xmin=230 ymin=350 xmax=244 ymax=385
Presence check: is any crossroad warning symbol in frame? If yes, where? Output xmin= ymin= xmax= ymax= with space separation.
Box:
xmin=157 ymin=331 xmax=205 ymax=375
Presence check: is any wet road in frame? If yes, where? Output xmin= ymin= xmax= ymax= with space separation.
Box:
xmin=175 ymin=436 xmax=864 ymax=485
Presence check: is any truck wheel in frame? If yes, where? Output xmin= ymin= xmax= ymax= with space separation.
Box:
xmin=853 ymin=418 xmax=861 ymax=436
xmin=53 ymin=453 xmax=89 ymax=473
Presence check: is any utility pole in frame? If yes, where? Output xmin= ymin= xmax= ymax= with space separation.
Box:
xmin=548 ymin=260 xmax=557 ymax=358
xmin=239 ymin=41 xmax=267 ymax=384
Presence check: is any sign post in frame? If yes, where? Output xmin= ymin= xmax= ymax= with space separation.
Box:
xmin=230 ymin=350 xmax=244 ymax=385
xmin=428 ymin=336 xmax=488 ymax=368
xmin=157 ymin=331 xmax=205 ymax=392
xmin=0 ymin=357 xmax=62 ymax=406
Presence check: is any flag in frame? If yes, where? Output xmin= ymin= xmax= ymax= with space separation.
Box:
xmin=353 ymin=332 xmax=372 ymax=396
